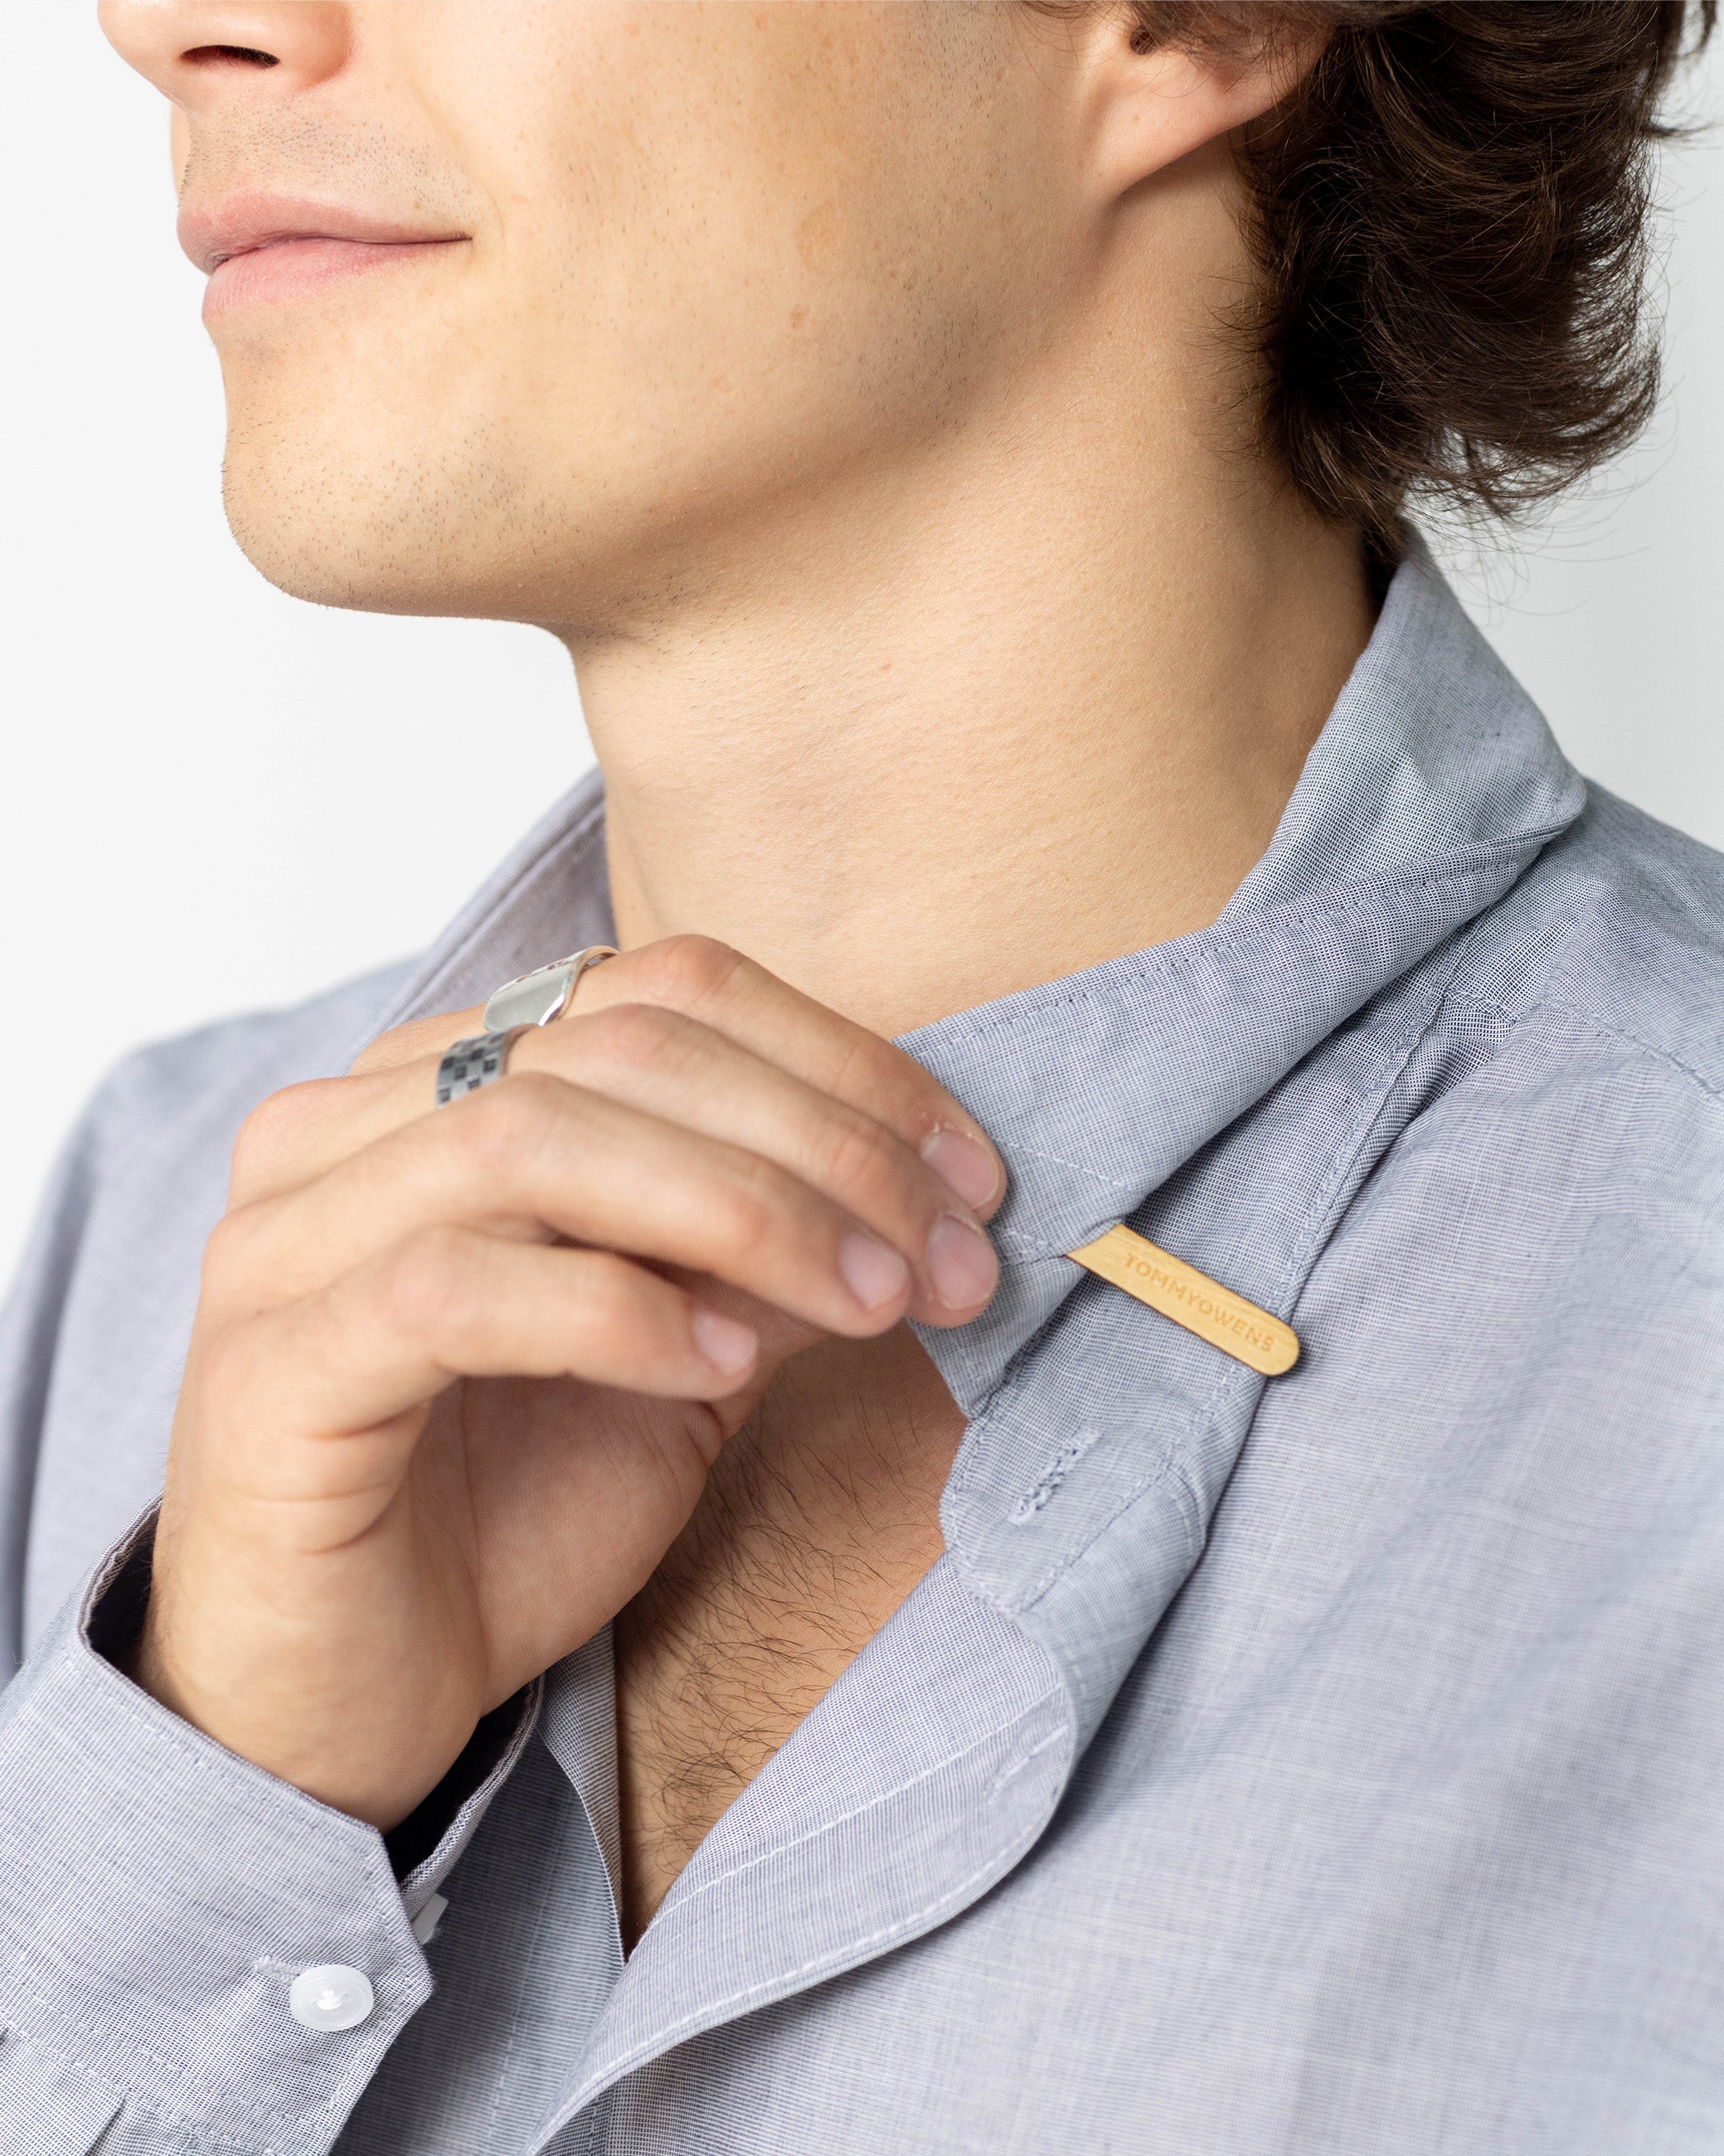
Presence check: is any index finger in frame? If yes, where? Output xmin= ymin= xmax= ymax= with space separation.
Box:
xmin=575 ymin=937 xmax=1003 ymax=1210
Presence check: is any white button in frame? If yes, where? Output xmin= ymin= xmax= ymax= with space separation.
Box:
xmin=289 ymin=1964 xmax=375 ymax=2032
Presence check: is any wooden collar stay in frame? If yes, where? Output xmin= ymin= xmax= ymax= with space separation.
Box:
xmin=1066 ymin=1224 xmax=1300 ymax=1377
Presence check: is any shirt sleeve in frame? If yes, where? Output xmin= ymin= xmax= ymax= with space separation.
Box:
xmin=0 ymin=1516 xmax=541 ymax=2156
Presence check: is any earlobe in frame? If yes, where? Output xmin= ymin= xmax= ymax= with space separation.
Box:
xmin=1081 ymin=10 xmax=1324 ymax=204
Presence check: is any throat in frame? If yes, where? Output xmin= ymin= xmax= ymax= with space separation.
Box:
xmin=613 ymin=1325 xmax=966 ymax=1950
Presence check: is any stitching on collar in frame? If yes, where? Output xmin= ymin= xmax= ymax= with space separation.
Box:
xmin=906 ymin=830 xmax=1571 ymax=1064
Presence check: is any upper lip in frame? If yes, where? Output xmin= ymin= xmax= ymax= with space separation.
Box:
xmin=177 ymin=193 xmax=468 ymax=274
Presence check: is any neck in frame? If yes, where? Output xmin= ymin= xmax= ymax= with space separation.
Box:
xmin=564 ymin=367 xmax=1375 ymax=1042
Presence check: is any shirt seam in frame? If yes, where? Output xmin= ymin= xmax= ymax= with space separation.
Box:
xmin=28 ymin=1646 xmax=390 ymax=1875
xmin=0 ymin=2013 xmax=341 ymax=2149
xmin=1443 ymin=987 xmax=1724 ymax=1117
xmin=910 ymin=834 xmax=1561 ymax=1063
xmin=643 ymin=1677 xmax=1065 ymax=1926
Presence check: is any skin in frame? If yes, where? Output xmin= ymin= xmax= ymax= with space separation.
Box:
xmin=99 ymin=0 xmax=1374 ymax=1945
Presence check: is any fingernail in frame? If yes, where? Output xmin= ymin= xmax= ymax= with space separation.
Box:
xmin=922 ymin=1128 xmax=1001 ymax=1211
xmin=927 ymin=1214 xmax=999 ymax=1311
xmin=692 ymin=1309 xmax=758 ymax=1376
xmin=839 ymin=1231 xmax=911 ymax=1311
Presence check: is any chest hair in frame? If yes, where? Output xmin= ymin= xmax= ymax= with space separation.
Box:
xmin=614 ymin=1324 xmax=965 ymax=1947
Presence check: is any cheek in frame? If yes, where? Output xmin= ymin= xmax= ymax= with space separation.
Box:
xmin=487 ymin=72 xmax=1040 ymax=514
xmin=487 ymin=7 xmax=1028 ymax=411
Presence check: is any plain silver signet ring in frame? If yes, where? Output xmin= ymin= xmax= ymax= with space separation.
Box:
xmin=482 ymin=944 xmax=619 ymax=1032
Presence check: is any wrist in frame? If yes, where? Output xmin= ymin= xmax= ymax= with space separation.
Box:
xmin=123 ymin=1604 xmax=472 ymax=1831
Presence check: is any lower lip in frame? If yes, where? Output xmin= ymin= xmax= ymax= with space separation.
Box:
xmin=203 ymin=236 xmax=462 ymax=318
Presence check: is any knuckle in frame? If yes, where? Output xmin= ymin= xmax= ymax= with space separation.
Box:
xmin=631 ymin=933 xmax=744 ymax=1011
xmin=229 ymin=1079 xmax=340 ymax=1197
xmin=381 ymin=1225 xmax=477 ymax=1342
xmin=199 ymin=1202 xmax=268 ymax=1302
xmin=195 ymin=1313 xmax=268 ymax=1411
xmin=833 ymin=1031 xmax=925 ymax=1124
xmin=705 ymin=1153 xmax=792 ymax=1253
xmin=573 ymin=999 xmax=686 ymax=1070
xmin=451 ymin=1071 xmax=561 ymax=1180
xmin=569 ymin=1250 xmax=648 ymax=1338
xmin=809 ymin=1110 xmax=904 ymax=1208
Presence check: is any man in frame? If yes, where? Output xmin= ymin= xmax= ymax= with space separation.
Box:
xmin=1 ymin=2 xmax=1719 ymax=2149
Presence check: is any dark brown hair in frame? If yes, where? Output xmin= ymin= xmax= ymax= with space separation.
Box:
xmin=1096 ymin=2 xmax=1716 ymax=550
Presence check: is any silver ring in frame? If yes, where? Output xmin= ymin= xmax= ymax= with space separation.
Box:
xmin=482 ymin=944 xmax=619 ymax=1032
xmin=435 ymin=1027 xmax=528 ymax=1107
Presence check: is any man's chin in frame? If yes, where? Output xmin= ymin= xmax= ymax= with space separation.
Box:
xmin=216 ymin=406 xmax=778 ymax=629
xmin=222 ymin=464 xmax=510 ymax=622
xmin=216 ymin=374 xmax=550 ymax=620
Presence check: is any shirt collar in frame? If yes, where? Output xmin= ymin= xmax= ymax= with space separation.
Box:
xmin=905 ymin=533 xmax=1583 ymax=1407
xmin=368 ymin=535 xmax=1582 ymax=1420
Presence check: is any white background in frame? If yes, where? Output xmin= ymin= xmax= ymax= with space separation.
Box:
xmin=2 ymin=12 xmax=1721 ymax=1281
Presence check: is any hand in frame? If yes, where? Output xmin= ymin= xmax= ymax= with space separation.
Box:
xmin=130 ymin=937 xmax=1005 ymax=1829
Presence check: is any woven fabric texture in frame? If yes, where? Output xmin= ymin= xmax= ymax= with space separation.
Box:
xmin=2 ymin=540 xmax=1724 ymax=2153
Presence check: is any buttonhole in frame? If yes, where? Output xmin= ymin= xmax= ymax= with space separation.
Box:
xmin=1008 ymin=1429 xmax=1100 ymax=1524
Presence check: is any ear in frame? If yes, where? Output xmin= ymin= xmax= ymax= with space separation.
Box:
xmin=1072 ymin=7 xmax=1326 ymax=205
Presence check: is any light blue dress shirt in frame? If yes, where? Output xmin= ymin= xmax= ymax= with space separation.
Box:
xmin=2 ymin=538 xmax=1723 ymax=2153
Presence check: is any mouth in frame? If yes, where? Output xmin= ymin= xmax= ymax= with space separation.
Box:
xmin=179 ymin=194 xmax=469 ymax=318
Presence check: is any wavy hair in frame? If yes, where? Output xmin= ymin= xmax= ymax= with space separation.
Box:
xmin=1051 ymin=3 xmax=1716 ymax=549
